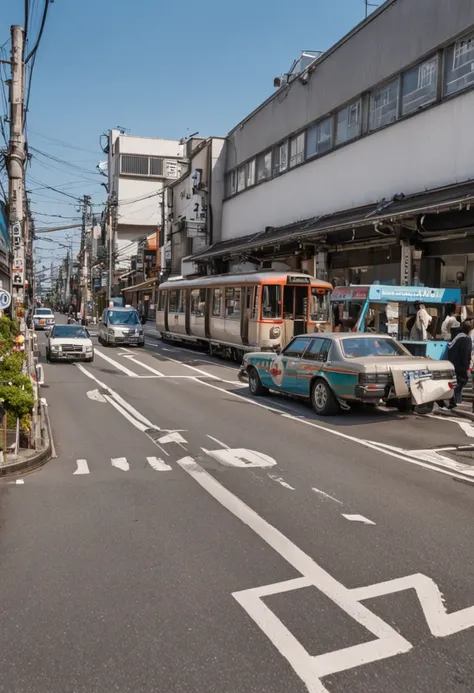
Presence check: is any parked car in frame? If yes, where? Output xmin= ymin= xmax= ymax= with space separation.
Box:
xmin=33 ymin=308 xmax=55 ymax=331
xmin=238 ymin=333 xmax=455 ymax=415
xmin=46 ymin=324 xmax=94 ymax=363
xmin=98 ymin=306 xmax=145 ymax=347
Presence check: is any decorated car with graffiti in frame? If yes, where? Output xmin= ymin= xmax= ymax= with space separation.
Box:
xmin=238 ymin=333 xmax=455 ymax=416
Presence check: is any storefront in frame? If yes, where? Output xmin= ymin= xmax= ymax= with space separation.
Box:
xmin=122 ymin=278 xmax=158 ymax=320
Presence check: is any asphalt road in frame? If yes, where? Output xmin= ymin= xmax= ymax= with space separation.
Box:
xmin=1 ymin=317 xmax=474 ymax=693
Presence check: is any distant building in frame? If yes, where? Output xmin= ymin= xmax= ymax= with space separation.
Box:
xmin=191 ymin=0 xmax=474 ymax=295
xmin=162 ymin=137 xmax=226 ymax=278
xmin=106 ymin=129 xmax=185 ymax=280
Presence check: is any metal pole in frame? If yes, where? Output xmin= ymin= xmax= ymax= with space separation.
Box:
xmin=107 ymin=201 xmax=113 ymax=304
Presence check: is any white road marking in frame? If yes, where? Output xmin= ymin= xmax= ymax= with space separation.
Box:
xmin=312 ymin=487 xmax=343 ymax=505
xmin=95 ymin=349 xmax=140 ymax=377
xmin=342 ymin=514 xmax=376 ymax=525
xmin=86 ymin=389 xmax=106 ymax=403
xmin=177 ymin=456 xmax=411 ymax=692
xmin=206 ymin=434 xmax=230 ymax=448
xmin=40 ymin=397 xmax=48 ymax=406
xmin=103 ymin=394 xmax=148 ymax=433
xmin=146 ymin=456 xmax=172 ymax=471
xmin=15 ymin=479 xmax=24 ymax=484
xmin=111 ymin=457 xmax=129 ymax=471
xmin=146 ymin=340 xmax=241 ymax=371
xmin=76 ymin=364 xmax=158 ymax=429
xmin=268 ymin=474 xmax=295 ymax=490
xmin=73 ymin=459 xmax=90 ymax=475
xmin=118 ymin=348 xmax=134 ymax=354
xmin=157 ymin=431 xmax=187 ymax=445
xmin=152 ymin=351 xmax=221 ymax=380
xmin=202 ymin=447 xmax=277 ymax=468
xmin=124 ymin=357 xmax=164 ymax=377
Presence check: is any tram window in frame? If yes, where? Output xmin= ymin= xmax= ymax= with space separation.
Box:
xmin=283 ymin=337 xmax=311 ymax=358
xmin=212 ymin=288 xmax=223 ymax=316
xmin=158 ymin=292 xmax=166 ymax=311
xmin=304 ymin=338 xmax=331 ymax=362
xmin=310 ymin=289 xmax=330 ymax=321
xmin=251 ymin=287 xmax=260 ymax=319
xmin=262 ymin=285 xmax=282 ymax=319
xmin=178 ymin=290 xmax=186 ymax=313
xmin=169 ymin=290 xmax=178 ymax=313
xmin=191 ymin=288 xmax=206 ymax=316
xmin=225 ymin=287 xmax=241 ymax=319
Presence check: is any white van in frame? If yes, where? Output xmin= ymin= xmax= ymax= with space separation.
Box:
xmin=98 ymin=306 xmax=145 ymax=347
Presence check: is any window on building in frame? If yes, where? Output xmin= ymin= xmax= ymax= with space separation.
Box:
xmin=120 ymin=154 xmax=164 ymax=177
xmin=168 ymin=290 xmax=178 ymax=313
xmin=273 ymin=141 xmax=288 ymax=176
xmin=225 ymin=287 xmax=241 ymax=319
xmin=289 ymin=133 xmax=305 ymax=168
xmin=237 ymin=165 xmax=246 ymax=192
xmin=212 ymin=288 xmax=222 ymax=316
xmin=445 ymin=34 xmax=474 ymax=96
xmin=336 ymin=101 xmax=361 ymax=145
xmin=150 ymin=157 xmax=164 ymax=176
xmin=246 ymin=159 xmax=256 ymax=187
xmin=369 ymin=78 xmax=400 ymax=131
xmin=306 ymin=117 xmax=333 ymax=157
xmin=251 ymin=286 xmax=260 ymax=319
xmin=402 ymin=56 xmax=438 ymax=115
xmin=226 ymin=170 xmax=237 ymax=196
xmin=261 ymin=285 xmax=282 ymax=319
xmin=256 ymin=151 xmax=272 ymax=182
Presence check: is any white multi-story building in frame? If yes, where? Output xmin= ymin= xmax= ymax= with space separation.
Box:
xmin=191 ymin=0 xmax=474 ymax=293
xmin=107 ymin=130 xmax=185 ymax=277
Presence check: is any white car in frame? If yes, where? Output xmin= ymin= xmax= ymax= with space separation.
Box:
xmin=33 ymin=307 xmax=55 ymax=330
xmin=46 ymin=324 xmax=94 ymax=363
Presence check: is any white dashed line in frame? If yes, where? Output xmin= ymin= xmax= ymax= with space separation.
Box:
xmin=73 ymin=459 xmax=90 ymax=475
xmin=342 ymin=514 xmax=376 ymax=525
xmin=111 ymin=457 xmax=130 ymax=472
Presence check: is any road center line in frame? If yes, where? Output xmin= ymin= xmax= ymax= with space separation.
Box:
xmin=342 ymin=514 xmax=376 ymax=525
xmin=194 ymin=377 xmax=474 ymax=483
xmin=95 ymin=349 xmax=141 ymax=377
xmin=312 ymin=487 xmax=343 ymax=505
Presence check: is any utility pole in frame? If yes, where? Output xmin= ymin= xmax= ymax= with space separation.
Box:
xmin=107 ymin=193 xmax=116 ymax=304
xmin=7 ymin=25 xmax=26 ymax=325
xmin=79 ymin=194 xmax=91 ymax=321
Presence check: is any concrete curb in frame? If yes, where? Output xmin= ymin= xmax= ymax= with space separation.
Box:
xmin=0 ymin=404 xmax=53 ymax=477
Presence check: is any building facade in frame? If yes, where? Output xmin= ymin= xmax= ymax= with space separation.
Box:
xmin=191 ymin=0 xmax=474 ymax=295
xmin=106 ymin=129 xmax=185 ymax=277
xmin=162 ymin=136 xmax=226 ymax=279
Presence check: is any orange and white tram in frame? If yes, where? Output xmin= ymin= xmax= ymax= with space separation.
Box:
xmin=156 ymin=271 xmax=332 ymax=358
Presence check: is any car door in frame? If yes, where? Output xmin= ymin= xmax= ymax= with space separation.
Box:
xmin=296 ymin=337 xmax=332 ymax=396
xmin=99 ymin=310 xmax=108 ymax=340
xmin=273 ymin=337 xmax=312 ymax=394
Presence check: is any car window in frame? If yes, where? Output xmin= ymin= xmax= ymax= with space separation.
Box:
xmin=108 ymin=310 xmax=140 ymax=325
xmin=304 ymin=338 xmax=331 ymax=362
xmin=283 ymin=337 xmax=311 ymax=358
xmin=52 ymin=326 xmax=88 ymax=339
xmin=341 ymin=337 xmax=408 ymax=358
xmin=35 ymin=309 xmax=53 ymax=315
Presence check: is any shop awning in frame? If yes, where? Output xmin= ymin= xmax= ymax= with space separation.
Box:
xmin=122 ymin=278 xmax=158 ymax=293
xmin=190 ymin=180 xmax=474 ymax=262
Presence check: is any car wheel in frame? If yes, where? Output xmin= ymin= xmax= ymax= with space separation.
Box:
xmin=248 ymin=367 xmax=268 ymax=396
xmin=311 ymin=379 xmax=340 ymax=416
xmin=395 ymin=398 xmax=413 ymax=413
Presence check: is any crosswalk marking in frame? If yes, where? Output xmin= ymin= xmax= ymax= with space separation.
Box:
xmin=73 ymin=459 xmax=90 ymax=475
xmin=111 ymin=457 xmax=130 ymax=471
xmin=147 ymin=456 xmax=172 ymax=471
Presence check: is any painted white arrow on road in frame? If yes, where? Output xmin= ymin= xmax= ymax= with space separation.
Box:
xmin=111 ymin=457 xmax=130 ymax=472
xmin=147 ymin=456 xmax=172 ymax=471
xmin=73 ymin=459 xmax=90 ymax=475
xmin=86 ymin=389 xmax=106 ymax=403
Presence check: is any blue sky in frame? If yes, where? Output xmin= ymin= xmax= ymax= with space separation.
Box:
xmin=0 ymin=0 xmax=376 ymax=270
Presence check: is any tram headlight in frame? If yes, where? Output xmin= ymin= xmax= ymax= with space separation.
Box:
xmin=270 ymin=326 xmax=280 ymax=339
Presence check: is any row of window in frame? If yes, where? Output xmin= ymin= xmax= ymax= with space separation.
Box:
xmin=226 ymin=31 xmax=474 ymax=198
xmin=121 ymin=154 xmax=164 ymax=178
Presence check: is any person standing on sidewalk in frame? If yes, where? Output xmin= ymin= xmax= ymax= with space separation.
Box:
xmin=441 ymin=304 xmax=460 ymax=340
xmin=447 ymin=319 xmax=473 ymax=409
xmin=410 ymin=302 xmax=432 ymax=340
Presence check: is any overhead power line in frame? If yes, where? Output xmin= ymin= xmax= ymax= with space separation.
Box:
xmin=28 ymin=128 xmax=102 ymax=155
xmin=29 ymin=145 xmax=103 ymax=177
xmin=25 ymin=0 xmax=50 ymax=63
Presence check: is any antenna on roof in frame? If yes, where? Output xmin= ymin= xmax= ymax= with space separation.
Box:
xmin=364 ymin=0 xmax=380 ymax=18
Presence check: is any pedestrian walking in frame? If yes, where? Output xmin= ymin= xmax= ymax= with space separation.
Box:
xmin=441 ymin=304 xmax=460 ymax=341
xmin=446 ymin=319 xmax=473 ymax=409
xmin=409 ymin=301 xmax=432 ymax=341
